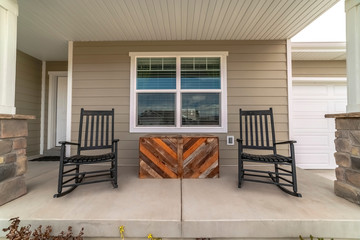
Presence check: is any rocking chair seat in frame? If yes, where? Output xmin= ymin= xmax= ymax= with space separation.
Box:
xmin=241 ymin=152 xmax=292 ymax=163
xmin=65 ymin=153 xmax=116 ymax=164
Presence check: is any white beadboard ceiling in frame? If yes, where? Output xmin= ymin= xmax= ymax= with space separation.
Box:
xmin=17 ymin=0 xmax=339 ymax=61
xmin=292 ymin=42 xmax=346 ymax=60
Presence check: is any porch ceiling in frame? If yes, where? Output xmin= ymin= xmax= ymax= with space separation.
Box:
xmin=17 ymin=0 xmax=339 ymax=61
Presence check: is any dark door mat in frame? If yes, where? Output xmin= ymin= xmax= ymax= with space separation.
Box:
xmin=30 ymin=156 xmax=60 ymax=161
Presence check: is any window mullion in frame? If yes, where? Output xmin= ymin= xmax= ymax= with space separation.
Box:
xmin=176 ymin=56 xmax=181 ymax=128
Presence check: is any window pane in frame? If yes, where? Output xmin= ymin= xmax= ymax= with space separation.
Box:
xmin=138 ymin=93 xmax=175 ymax=126
xmin=182 ymin=93 xmax=220 ymax=126
xmin=181 ymin=57 xmax=220 ymax=89
xmin=137 ymin=58 xmax=176 ymax=89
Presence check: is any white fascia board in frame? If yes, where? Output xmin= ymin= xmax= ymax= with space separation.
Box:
xmin=0 ymin=0 xmax=19 ymax=15
xmin=292 ymin=42 xmax=346 ymax=53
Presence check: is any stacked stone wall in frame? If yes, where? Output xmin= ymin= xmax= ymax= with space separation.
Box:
xmin=0 ymin=118 xmax=29 ymax=205
xmin=334 ymin=118 xmax=360 ymax=205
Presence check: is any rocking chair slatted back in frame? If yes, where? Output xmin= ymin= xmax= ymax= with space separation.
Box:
xmin=78 ymin=108 xmax=115 ymax=152
xmin=240 ymin=108 xmax=276 ymax=152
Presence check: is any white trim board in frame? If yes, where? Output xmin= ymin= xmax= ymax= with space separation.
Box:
xmin=287 ymin=39 xmax=293 ymax=141
xmin=47 ymin=71 xmax=67 ymax=150
xmin=293 ymin=77 xmax=347 ymax=83
xmin=291 ymin=42 xmax=346 ymax=51
xmin=40 ymin=61 xmax=46 ymax=154
xmin=66 ymin=41 xmax=73 ymax=156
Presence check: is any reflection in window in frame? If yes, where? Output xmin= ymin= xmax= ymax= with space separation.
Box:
xmin=137 ymin=58 xmax=176 ymax=90
xmin=182 ymin=93 xmax=220 ymax=126
xmin=181 ymin=57 xmax=220 ymax=89
xmin=137 ymin=93 xmax=175 ymax=126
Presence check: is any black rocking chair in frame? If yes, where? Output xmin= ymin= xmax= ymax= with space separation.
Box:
xmin=237 ymin=108 xmax=301 ymax=197
xmin=54 ymin=108 xmax=119 ymax=198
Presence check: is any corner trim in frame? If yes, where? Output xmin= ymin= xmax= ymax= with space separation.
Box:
xmin=287 ymin=39 xmax=293 ymax=141
xmin=40 ymin=61 xmax=46 ymax=154
xmin=66 ymin=41 xmax=73 ymax=157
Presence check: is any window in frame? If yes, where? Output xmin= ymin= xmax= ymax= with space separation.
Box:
xmin=129 ymin=52 xmax=228 ymax=133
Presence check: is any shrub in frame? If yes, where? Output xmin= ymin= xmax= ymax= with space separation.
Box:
xmin=2 ymin=217 xmax=84 ymax=240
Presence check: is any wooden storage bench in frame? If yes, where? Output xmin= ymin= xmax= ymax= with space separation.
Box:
xmin=139 ymin=135 xmax=219 ymax=179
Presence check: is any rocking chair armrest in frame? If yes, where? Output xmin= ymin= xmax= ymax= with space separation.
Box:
xmin=274 ymin=140 xmax=297 ymax=145
xmin=236 ymin=138 xmax=243 ymax=143
xmin=112 ymin=139 xmax=119 ymax=148
xmin=59 ymin=141 xmax=80 ymax=146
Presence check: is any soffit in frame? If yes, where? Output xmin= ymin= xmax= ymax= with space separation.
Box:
xmin=17 ymin=0 xmax=339 ymax=61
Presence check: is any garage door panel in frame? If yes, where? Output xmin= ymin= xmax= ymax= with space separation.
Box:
xmin=294 ymin=135 xmax=329 ymax=146
xmin=334 ymin=86 xmax=347 ymax=96
xmin=293 ymin=100 xmax=328 ymax=112
xmin=293 ymin=119 xmax=329 ymax=129
xmin=296 ymin=154 xmax=331 ymax=165
xmin=335 ymin=100 xmax=346 ymax=112
xmin=293 ymin=85 xmax=328 ymax=96
xmin=292 ymin=83 xmax=346 ymax=169
xmin=296 ymin=146 xmax=334 ymax=154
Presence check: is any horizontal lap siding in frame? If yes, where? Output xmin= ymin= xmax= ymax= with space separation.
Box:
xmin=15 ymin=51 xmax=42 ymax=156
xmin=72 ymin=40 xmax=288 ymax=166
xmin=292 ymin=60 xmax=346 ymax=77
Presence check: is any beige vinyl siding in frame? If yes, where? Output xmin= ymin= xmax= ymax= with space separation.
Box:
xmin=44 ymin=61 xmax=68 ymax=151
xmin=72 ymin=40 xmax=288 ymax=166
xmin=292 ymin=60 xmax=346 ymax=77
xmin=15 ymin=51 xmax=42 ymax=156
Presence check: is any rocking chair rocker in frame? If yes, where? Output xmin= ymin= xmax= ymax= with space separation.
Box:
xmin=54 ymin=108 xmax=119 ymax=198
xmin=237 ymin=108 xmax=301 ymax=197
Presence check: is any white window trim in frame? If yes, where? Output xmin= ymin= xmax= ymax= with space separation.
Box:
xmin=129 ymin=51 xmax=228 ymax=133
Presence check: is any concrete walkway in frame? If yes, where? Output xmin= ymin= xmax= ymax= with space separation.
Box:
xmin=0 ymin=162 xmax=360 ymax=239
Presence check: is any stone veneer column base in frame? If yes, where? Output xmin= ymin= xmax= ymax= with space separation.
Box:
xmin=0 ymin=176 xmax=27 ymax=205
xmin=0 ymin=114 xmax=34 ymax=206
xmin=326 ymin=112 xmax=360 ymax=205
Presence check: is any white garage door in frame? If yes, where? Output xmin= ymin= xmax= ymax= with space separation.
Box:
xmin=292 ymin=80 xmax=347 ymax=169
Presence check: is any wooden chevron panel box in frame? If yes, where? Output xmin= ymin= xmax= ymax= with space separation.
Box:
xmin=139 ymin=135 xmax=219 ymax=179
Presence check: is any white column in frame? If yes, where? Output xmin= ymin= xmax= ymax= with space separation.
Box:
xmin=66 ymin=41 xmax=73 ymax=156
xmin=0 ymin=0 xmax=18 ymax=114
xmin=346 ymin=0 xmax=360 ymax=112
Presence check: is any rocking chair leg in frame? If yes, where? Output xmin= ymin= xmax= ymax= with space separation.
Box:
xmin=54 ymin=172 xmax=85 ymax=198
xmin=112 ymin=159 xmax=118 ymax=188
xmin=274 ymin=163 xmax=280 ymax=184
xmin=54 ymin=185 xmax=78 ymax=198
xmin=56 ymin=161 xmax=64 ymax=196
xmin=238 ymin=159 xmax=244 ymax=188
xmin=75 ymin=165 xmax=80 ymax=183
xmin=291 ymin=161 xmax=300 ymax=196
xmin=268 ymin=172 xmax=302 ymax=197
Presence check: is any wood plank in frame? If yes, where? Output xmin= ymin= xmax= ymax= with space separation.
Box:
xmin=183 ymin=137 xmax=219 ymax=178
xmin=139 ymin=135 xmax=219 ymax=178
xmin=183 ymin=137 xmax=207 ymax=160
xmin=139 ymin=137 xmax=178 ymax=178
xmin=190 ymin=149 xmax=219 ymax=178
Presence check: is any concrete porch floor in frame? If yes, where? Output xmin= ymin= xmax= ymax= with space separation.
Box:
xmin=1 ymin=162 xmax=360 ymax=239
